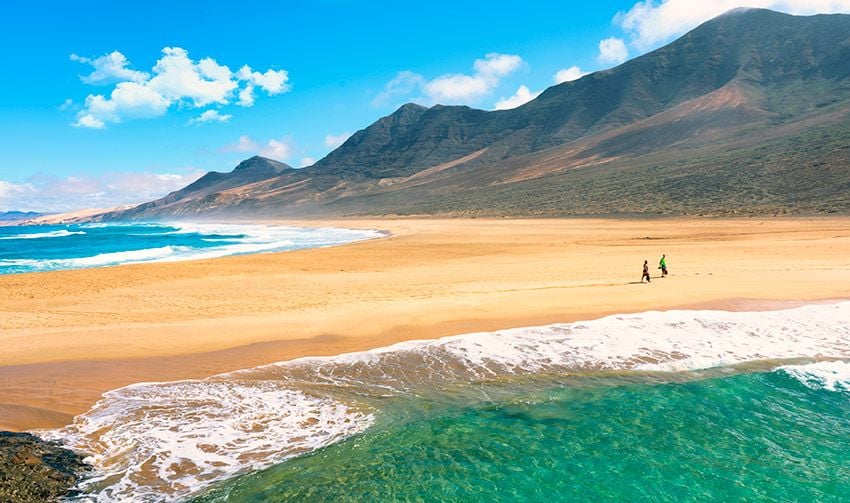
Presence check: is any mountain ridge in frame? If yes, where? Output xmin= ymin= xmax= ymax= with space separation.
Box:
xmin=104 ymin=9 xmax=850 ymax=220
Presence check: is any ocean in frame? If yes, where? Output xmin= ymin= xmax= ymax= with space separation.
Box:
xmin=0 ymin=223 xmax=384 ymax=274
xmin=36 ymin=302 xmax=850 ymax=502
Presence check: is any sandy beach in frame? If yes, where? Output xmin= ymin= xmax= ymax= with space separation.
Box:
xmin=1 ymin=217 xmax=849 ymax=431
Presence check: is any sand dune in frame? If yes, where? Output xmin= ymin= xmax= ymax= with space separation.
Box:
xmin=1 ymin=218 xmax=849 ymax=431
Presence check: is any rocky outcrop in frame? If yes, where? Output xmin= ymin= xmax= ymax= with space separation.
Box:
xmin=0 ymin=432 xmax=90 ymax=502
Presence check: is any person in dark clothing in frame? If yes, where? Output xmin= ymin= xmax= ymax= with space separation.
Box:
xmin=642 ymin=260 xmax=651 ymax=283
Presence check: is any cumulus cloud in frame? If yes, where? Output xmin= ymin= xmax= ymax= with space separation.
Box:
xmin=324 ymin=132 xmax=352 ymax=149
xmin=598 ymin=37 xmax=629 ymax=65
xmin=300 ymin=157 xmax=317 ymax=167
xmin=71 ymin=48 xmax=290 ymax=128
xmin=372 ymin=71 xmax=425 ymax=106
xmin=70 ymin=51 xmax=149 ymax=84
xmin=189 ymin=110 xmax=232 ymax=125
xmin=0 ymin=170 xmax=204 ymax=212
xmin=237 ymin=84 xmax=256 ymax=107
xmin=74 ymin=81 xmax=171 ymax=128
xmin=221 ymin=135 xmax=260 ymax=153
xmin=261 ymin=138 xmax=293 ymax=160
xmin=144 ymin=47 xmax=237 ymax=107
xmin=424 ymin=53 xmax=524 ymax=104
xmin=0 ymin=180 xmax=34 ymax=200
xmin=237 ymin=65 xmax=291 ymax=94
xmin=554 ymin=66 xmax=588 ymax=84
xmin=615 ymin=0 xmax=850 ymax=51
xmin=376 ymin=53 xmax=525 ymax=106
xmin=493 ymin=85 xmax=541 ymax=110
xmin=235 ymin=66 xmax=290 ymax=107
xmin=424 ymin=74 xmax=491 ymax=103
xmin=221 ymin=135 xmax=294 ymax=161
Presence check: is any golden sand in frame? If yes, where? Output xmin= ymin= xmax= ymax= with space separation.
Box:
xmin=1 ymin=218 xmax=849 ymax=431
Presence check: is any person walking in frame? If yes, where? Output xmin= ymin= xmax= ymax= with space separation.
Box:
xmin=642 ymin=260 xmax=651 ymax=283
xmin=659 ymin=254 xmax=668 ymax=277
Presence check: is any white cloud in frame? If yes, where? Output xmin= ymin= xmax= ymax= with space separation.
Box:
xmin=70 ymin=51 xmax=149 ymax=84
xmin=0 ymin=171 xmax=204 ymax=212
xmin=145 ymin=47 xmax=237 ymax=107
xmin=221 ymin=135 xmax=260 ymax=153
xmin=598 ymin=37 xmax=629 ymax=65
xmin=71 ymin=48 xmax=291 ymax=128
xmin=73 ymin=114 xmax=106 ymax=129
xmin=189 ymin=110 xmax=232 ymax=125
xmin=0 ymin=180 xmax=34 ymax=200
xmin=73 ymin=81 xmax=171 ymax=128
xmin=237 ymin=84 xmax=255 ymax=107
xmin=260 ymin=138 xmax=292 ymax=160
xmin=494 ymin=85 xmax=541 ymax=110
xmin=615 ymin=0 xmax=850 ymax=51
xmin=377 ymin=53 xmax=525 ymax=106
xmin=425 ymin=74 xmax=491 ymax=103
xmin=373 ymin=71 xmax=425 ymax=106
xmin=237 ymin=65 xmax=290 ymax=94
xmin=554 ymin=66 xmax=587 ymax=84
xmin=324 ymin=132 xmax=352 ymax=149
xmin=221 ymin=135 xmax=293 ymax=161
xmin=473 ymin=53 xmax=524 ymax=79
xmin=300 ymin=156 xmax=317 ymax=167
xmin=424 ymin=53 xmax=525 ymax=104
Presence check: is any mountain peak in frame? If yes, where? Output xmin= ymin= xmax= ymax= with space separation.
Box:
xmin=398 ymin=102 xmax=427 ymax=112
xmin=233 ymin=156 xmax=291 ymax=173
xmin=719 ymin=6 xmax=764 ymax=17
xmin=103 ymin=9 xmax=850 ymax=220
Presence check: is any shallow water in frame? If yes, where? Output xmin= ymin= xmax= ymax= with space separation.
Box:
xmin=194 ymin=366 xmax=850 ymax=502
xmin=0 ymin=222 xmax=383 ymax=274
xmin=41 ymin=302 xmax=850 ymax=501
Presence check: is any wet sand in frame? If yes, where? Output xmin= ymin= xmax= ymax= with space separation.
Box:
xmin=1 ymin=218 xmax=849 ymax=431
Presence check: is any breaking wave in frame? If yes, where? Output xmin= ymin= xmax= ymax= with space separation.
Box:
xmin=0 ymin=229 xmax=85 ymax=240
xmin=778 ymin=360 xmax=850 ymax=393
xmin=0 ymin=223 xmax=385 ymax=274
xmin=40 ymin=301 xmax=850 ymax=501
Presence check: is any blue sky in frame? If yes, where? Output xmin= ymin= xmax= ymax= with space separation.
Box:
xmin=2 ymin=0 xmax=848 ymax=212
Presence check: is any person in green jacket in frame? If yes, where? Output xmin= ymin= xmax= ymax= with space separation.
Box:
xmin=659 ymin=254 xmax=668 ymax=277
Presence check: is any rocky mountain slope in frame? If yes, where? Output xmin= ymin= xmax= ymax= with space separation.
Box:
xmin=106 ymin=9 xmax=850 ymax=220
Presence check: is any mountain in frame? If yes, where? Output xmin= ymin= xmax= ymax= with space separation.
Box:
xmin=0 ymin=211 xmax=43 ymax=222
xmin=106 ymin=9 xmax=850 ymax=220
xmin=115 ymin=156 xmax=293 ymax=219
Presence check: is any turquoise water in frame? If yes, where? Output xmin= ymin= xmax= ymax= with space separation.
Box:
xmin=0 ymin=223 xmax=382 ymax=274
xmin=47 ymin=302 xmax=850 ymax=501
xmin=195 ymin=368 xmax=849 ymax=502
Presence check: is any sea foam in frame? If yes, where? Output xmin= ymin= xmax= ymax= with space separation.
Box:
xmin=0 ymin=223 xmax=385 ymax=274
xmin=43 ymin=301 xmax=850 ymax=501
xmin=778 ymin=360 xmax=850 ymax=392
xmin=0 ymin=229 xmax=85 ymax=240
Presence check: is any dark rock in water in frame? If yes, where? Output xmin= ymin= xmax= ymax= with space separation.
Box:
xmin=0 ymin=431 xmax=90 ymax=502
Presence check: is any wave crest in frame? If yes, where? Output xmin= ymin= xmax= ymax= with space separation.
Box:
xmin=43 ymin=302 xmax=850 ymax=501
xmin=778 ymin=361 xmax=850 ymax=392
xmin=0 ymin=229 xmax=85 ymax=240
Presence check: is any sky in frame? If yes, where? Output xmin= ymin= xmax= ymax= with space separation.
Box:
xmin=2 ymin=0 xmax=849 ymax=212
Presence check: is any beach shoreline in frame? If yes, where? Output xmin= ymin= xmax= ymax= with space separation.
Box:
xmin=1 ymin=217 xmax=849 ymax=431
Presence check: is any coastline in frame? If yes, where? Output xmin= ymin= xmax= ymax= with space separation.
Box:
xmin=1 ymin=217 xmax=849 ymax=431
